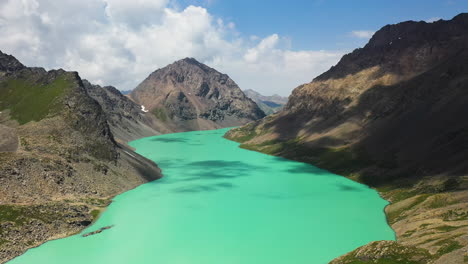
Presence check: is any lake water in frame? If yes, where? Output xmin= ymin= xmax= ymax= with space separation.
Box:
xmin=9 ymin=128 xmax=395 ymax=264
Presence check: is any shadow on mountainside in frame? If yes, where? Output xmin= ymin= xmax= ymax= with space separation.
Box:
xmin=239 ymin=47 xmax=468 ymax=189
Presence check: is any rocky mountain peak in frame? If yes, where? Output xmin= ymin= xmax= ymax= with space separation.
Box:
xmin=367 ymin=13 xmax=468 ymax=49
xmin=130 ymin=59 xmax=265 ymax=132
xmin=0 ymin=51 xmax=25 ymax=72
xmin=177 ymin=57 xmax=205 ymax=67
xmin=154 ymin=57 xmax=229 ymax=84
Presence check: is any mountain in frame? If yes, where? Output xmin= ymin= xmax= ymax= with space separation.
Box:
xmin=0 ymin=51 xmax=161 ymax=263
xmin=82 ymin=80 xmax=159 ymax=142
xmin=243 ymin=89 xmax=288 ymax=115
xmin=130 ymin=58 xmax=265 ymax=132
xmin=226 ymin=14 xmax=468 ymax=263
xmin=120 ymin=90 xmax=132 ymax=95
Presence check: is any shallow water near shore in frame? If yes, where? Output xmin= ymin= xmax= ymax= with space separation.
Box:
xmin=9 ymin=128 xmax=395 ymax=264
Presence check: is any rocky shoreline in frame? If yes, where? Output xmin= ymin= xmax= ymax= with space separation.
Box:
xmin=0 ymin=201 xmax=100 ymax=263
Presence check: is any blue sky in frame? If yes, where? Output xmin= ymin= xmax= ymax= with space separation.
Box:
xmin=1 ymin=0 xmax=467 ymax=96
xmin=180 ymin=0 xmax=468 ymax=50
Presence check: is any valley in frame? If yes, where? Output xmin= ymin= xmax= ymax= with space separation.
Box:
xmin=0 ymin=10 xmax=467 ymax=264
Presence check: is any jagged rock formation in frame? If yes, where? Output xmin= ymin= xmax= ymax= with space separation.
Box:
xmin=130 ymin=58 xmax=265 ymax=132
xmin=226 ymin=14 xmax=468 ymax=263
xmin=0 ymin=50 xmax=161 ymax=263
xmin=82 ymin=80 xmax=159 ymax=142
xmin=243 ymin=89 xmax=288 ymax=115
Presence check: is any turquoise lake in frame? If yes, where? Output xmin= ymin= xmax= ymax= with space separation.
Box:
xmin=9 ymin=128 xmax=395 ymax=264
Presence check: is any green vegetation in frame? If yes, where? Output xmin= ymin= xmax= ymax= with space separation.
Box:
xmin=90 ymin=209 xmax=101 ymax=220
xmin=241 ymin=138 xmax=372 ymax=180
xmin=338 ymin=260 xmax=425 ymax=264
xmin=435 ymin=225 xmax=466 ymax=232
xmin=386 ymin=194 xmax=429 ymax=224
xmin=420 ymin=237 xmax=439 ymax=244
xmin=337 ymin=242 xmax=434 ymax=264
xmin=426 ymin=194 xmax=456 ymax=209
xmin=379 ymin=188 xmax=419 ymax=203
xmin=419 ymin=223 xmax=430 ymax=229
xmin=0 ymin=205 xmax=62 ymax=226
xmin=0 ymin=74 xmax=72 ymax=124
xmin=418 ymin=231 xmax=436 ymax=238
xmin=226 ymin=123 xmax=262 ymax=142
xmin=79 ymin=197 xmax=110 ymax=207
xmin=435 ymin=238 xmax=463 ymax=256
xmin=0 ymin=239 xmax=9 ymax=247
xmin=442 ymin=209 xmax=468 ymax=221
xmin=152 ymin=107 xmax=168 ymax=122
xmin=19 ymin=137 xmax=32 ymax=151
xmin=402 ymin=229 xmax=416 ymax=237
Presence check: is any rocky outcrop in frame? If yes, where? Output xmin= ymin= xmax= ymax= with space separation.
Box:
xmin=330 ymin=241 xmax=434 ymax=264
xmin=130 ymin=58 xmax=265 ymax=132
xmin=243 ymin=89 xmax=288 ymax=115
xmin=225 ymin=13 xmax=468 ymax=263
xmin=0 ymin=51 xmax=24 ymax=73
xmin=82 ymin=80 xmax=159 ymax=142
xmin=0 ymin=51 xmax=162 ymax=263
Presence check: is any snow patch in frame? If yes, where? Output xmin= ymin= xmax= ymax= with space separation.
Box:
xmin=141 ymin=105 xmax=149 ymax=113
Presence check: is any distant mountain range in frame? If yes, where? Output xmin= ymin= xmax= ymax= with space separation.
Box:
xmin=226 ymin=13 xmax=468 ymax=264
xmin=120 ymin=90 xmax=132 ymax=95
xmin=243 ymin=89 xmax=288 ymax=115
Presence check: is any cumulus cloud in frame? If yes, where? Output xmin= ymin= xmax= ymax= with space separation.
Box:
xmin=350 ymin=30 xmax=375 ymax=39
xmin=0 ymin=0 xmax=344 ymax=96
xmin=104 ymin=0 xmax=169 ymax=27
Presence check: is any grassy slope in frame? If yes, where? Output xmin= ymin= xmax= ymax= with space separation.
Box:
xmin=0 ymin=74 xmax=71 ymax=125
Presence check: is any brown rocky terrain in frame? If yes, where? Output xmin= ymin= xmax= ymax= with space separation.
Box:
xmin=0 ymin=51 xmax=162 ymax=263
xmin=130 ymin=58 xmax=265 ymax=132
xmin=225 ymin=13 xmax=468 ymax=263
xmin=82 ymin=80 xmax=159 ymax=142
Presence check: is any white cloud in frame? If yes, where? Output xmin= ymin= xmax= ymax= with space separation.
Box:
xmin=104 ymin=0 xmax=169 ymax=27
xmin=350 ymin=30 xmax=375 ymax=39
xmin=0 ymin=0 xmax=344 ymax=96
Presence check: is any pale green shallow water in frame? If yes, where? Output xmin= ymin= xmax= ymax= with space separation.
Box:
xmin=9 ymin=128 xmax=395 ymax=264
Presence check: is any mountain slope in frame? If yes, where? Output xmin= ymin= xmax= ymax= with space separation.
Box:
xmin=226 ymin=14 xmax=468 ymax=263
xmin=130 ymin=58 xmax=265 ymax=132
xmin=243 ymin=89 xmax=288 ymax=115
xmin=0 ymin=51 xmax=161 ymax=263
xmin=82 ymin=80 xmax=159 ymax=142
